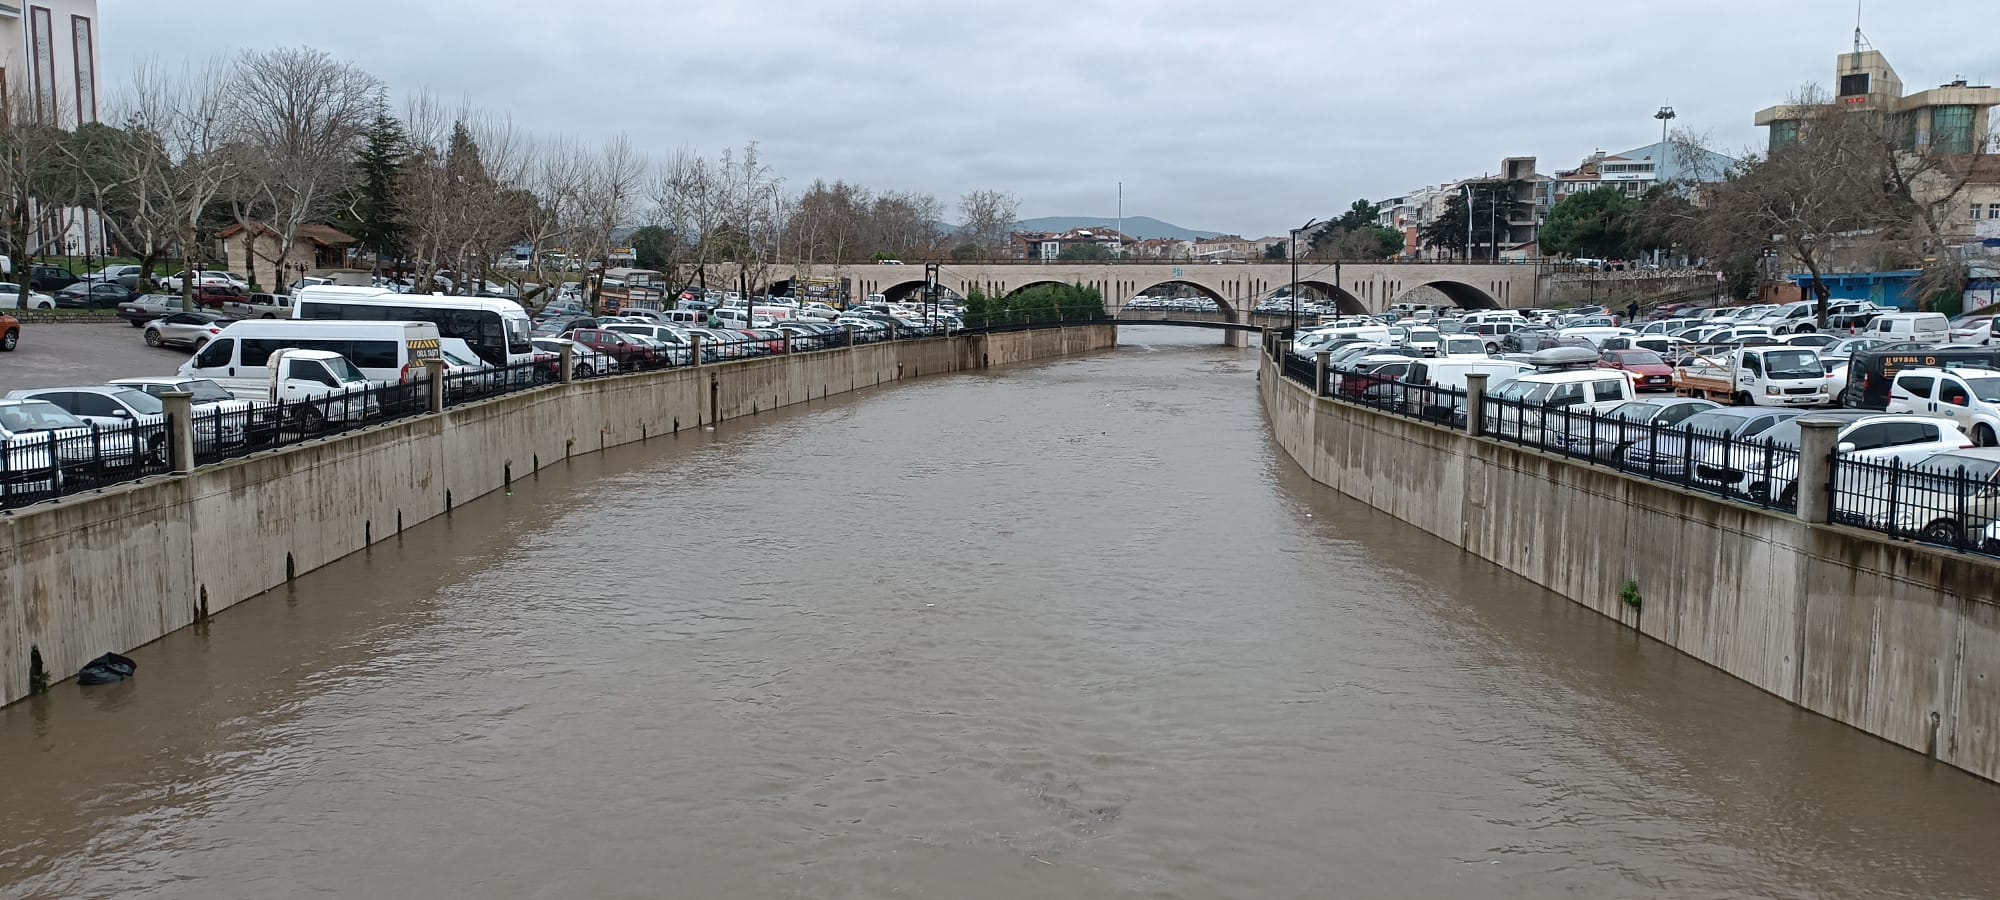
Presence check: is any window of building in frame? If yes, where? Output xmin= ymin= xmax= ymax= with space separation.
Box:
xmin=1976 ymin=205 xmax=1987 ymax=221
xmin=1932 ymin=105 xmax=1975 ymax=155
xmin=1839 ymin=72 xmax=1871 ymax=97
xmin=1990 ymin=203 xmax=2000 ymax=220
xmin=1769 ymin=120 xmax=1800 ymax=150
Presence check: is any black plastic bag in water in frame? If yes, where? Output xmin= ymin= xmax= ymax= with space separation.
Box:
xmin=77 ymin=652 xmax=137 ymax=686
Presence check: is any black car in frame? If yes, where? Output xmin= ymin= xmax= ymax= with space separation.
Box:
xmin=54 ymin=281 xmax=134 ymax=310
xmin=28 ymin=265 xmax=77 ymax=292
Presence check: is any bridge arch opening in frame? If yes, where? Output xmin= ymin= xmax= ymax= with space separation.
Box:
xmin=878 ymin=280 xmax=929 ymax=303
xmin=1126 ymin=280 xmax=1237 ymax=319
xmin=1393 ymin=280 xmax=1501 ymax=310
xmin=1295 ymin=280 xmax=1368 ymax=316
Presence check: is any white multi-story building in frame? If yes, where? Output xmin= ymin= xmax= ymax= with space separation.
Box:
xmin=0 ymin=0 xmax=101 ymax=128
xmin=0 ymin=0 xmax=105 ymax=257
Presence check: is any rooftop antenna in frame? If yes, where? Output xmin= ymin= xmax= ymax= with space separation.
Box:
xmin=1851 ymin=0 xmax=1872 ymax=58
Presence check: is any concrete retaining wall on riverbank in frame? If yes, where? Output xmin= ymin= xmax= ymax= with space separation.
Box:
xmin=0 ymin=325 xmax=1115 ymax=706
xmin=1260 ymin=354 xmax=2000 ymax=783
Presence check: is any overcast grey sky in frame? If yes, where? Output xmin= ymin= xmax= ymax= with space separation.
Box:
xmin=103 ymin=0 xmax=1998 ymax=237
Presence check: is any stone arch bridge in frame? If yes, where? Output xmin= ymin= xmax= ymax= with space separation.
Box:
xmin=719 ymin=260 xmax=1549 ymax=346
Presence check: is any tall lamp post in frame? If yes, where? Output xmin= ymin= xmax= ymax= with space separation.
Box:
xmin=1290 ymin=217 xmax=1320 ymax=333
xmin=1653 ymin=104 xmax=1677 ymax=268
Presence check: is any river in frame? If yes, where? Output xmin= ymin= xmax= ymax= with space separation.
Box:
xmin=3 ymin=327 xmax=1997 ymax=899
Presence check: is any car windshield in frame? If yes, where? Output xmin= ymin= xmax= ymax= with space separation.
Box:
xmin=0 ymin=401 xmax=87 ymax=433
xmin=1605 ymin=402 xmax=1662 ymax=421
xmin=324 ymin=357 xmax=366 ymax=382
xmin=1912 ymin=454 xmax=2000 ymax=484
xmin=1491 ymin=380 xmax=1553 ymax=404
xmin=1612 ymin=351 xmax=1665 ymax=366
xmin=1763 ymin=350 xmax=1823 ymax=379
xmin=1678 ymin=411 xmax=1750 ymax=434
xmin=186 ymin=380 xmax=236 ymax=403
xmin=112 ymin=390 xmax=165 ymax=414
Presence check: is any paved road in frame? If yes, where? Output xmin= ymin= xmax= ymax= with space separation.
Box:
xmin=0 ymin=322 xmax=191 ymax=392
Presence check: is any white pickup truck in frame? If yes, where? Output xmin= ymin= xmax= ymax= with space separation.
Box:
xmin=207 ymin=349 xmax=384 ymax=429
xmin=220 ymin=292 xmax=296 ymax=319
xmin=1673 ymin=346 xmax=1832 ymax=407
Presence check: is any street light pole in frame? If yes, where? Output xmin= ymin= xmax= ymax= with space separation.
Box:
xmin=1654 ymin=104 xmax=1677 ymax=268
xmin=1462 ymin=184 xmax=1473 ymax=262
xmin=1290 ymin=217 xmax=1320 ymax=333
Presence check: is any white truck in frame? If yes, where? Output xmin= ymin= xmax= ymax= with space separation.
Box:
xmin=207 ymin=349 xmax=385 ymax=430
xmin=1672 ymin=345 xmax=1832 ymax=407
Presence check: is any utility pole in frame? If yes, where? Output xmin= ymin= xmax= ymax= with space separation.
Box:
xmin=1653 ymin=104 xmax=1677 ymax=268
xmin=1290 ymin=217 xmax=1320 ymax=333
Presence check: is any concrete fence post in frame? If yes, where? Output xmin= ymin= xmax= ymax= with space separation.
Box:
xmin=1314 ymin=351 xmax=1331 ymax=396
xmin=423 ymin=359 xmax=445 ymax=414
xmin=1465 ymin=373 xmax=1490 ymax=438
xmin=782 ymin=333 xmax=793 ymax=356
xmin=559 ymin=344 xmax=576 ymax=383
xmin=1794 ymin=416 xmax=1843 ymax=524
xmin=690 ymin=333 xmax=704 ymax=368
xmin=160 ymin=391 xmax=195 ymax=474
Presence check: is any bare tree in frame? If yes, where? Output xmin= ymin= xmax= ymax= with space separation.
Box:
xmin=103 ymin=58 xmax=235 ymax=308
xmin=956 ymin=189 xmax=1019 ymax=257
xmin=513 ymin=136 xmax=588 ymax=308
xmin=1694 ymin=85 xmax=1997 ymax=320
xmin=571 ymin=134 xmax=645 ymax=311
xmin=225 ymin=47 xmax=381 ymax=289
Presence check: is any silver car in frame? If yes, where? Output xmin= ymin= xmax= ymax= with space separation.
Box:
xmin=108 ymin=377 xmax=262 ymax=447
xmin=0 ymin=399 xmax=139 ymax=497
xmin=144 ymin=311 xmax=237 ymax=350
xmin=3 ymin=387 xmax=170 ymax=463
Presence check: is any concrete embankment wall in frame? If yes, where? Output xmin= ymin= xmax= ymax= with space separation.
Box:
xmin=1260 ymin=354 xmax=2000 ymax=783
xmin=0 ymin=326 xmax=1115 ymax=706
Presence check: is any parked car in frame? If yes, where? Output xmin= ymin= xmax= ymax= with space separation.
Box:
xmin=1865 ymin=312 xmax=1949 ymax=344
xmin=158 ymin=270 xmax=249 ymax=292
xmin=1622 ymin=407 xmax=1804 ymax=479
xmin=1 ymin=387 xmax=170 ymax=463
xmin=79 ymin=264 xmax=143 ymax=290
xmin=118 ymin=293 xmax=185 ymax=326
xmin=0 ymin=399 xmax=120 ymax=498
xmin=54 ymin=281 xmax=133 ymax=310
xmin=1557 ymin=397 xmax=1721 ymax=460
xmin=143 ymin=311 xmax=237 ymax=350
xmin=0 ymin=312 xmax=15 ymax=352
xmin=1831 ymin=448 xmax=2000 ymax=546
xmin=1692 ymin=412 xmax=1972 ymax=504
xmin=27 ymin=265 xmax=77 ymax=292
xmin=0 ymin=282 xmax=56 ymax=310
xmin=1885 ymin=366 xmax=2000 ymax=446
xmin=563 ymin=328 xmax=659 ymax=366
xmin=530 ymin=336 xmax=618 ymax=377
xmin=1595 ymin=349 xmax=1677 ymax=392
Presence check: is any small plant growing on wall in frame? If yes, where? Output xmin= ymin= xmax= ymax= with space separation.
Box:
xmin=1620 ymin=580 xmax=1642 ymax=612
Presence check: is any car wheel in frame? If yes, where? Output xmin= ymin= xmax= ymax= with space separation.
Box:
xmin=193 ymin=337 xmax=209 ymax=351
xmin=1920 ymin=519 xmax=1960 ymax=546
xmin=292 ymin=405 xmax=327 ymax=433
xmin=1795 ymin=324 xmax=1815 ymax=334
xmin=129 ymin=318 xmax=145 ymax=327
xmin=144 ymin=434 xmax=168 ymax=466
xmin=1976 ymin=425 xmax=1997 ymax=448
xmin=261 ymin=313 xmax=276 ymax=319
xmin=575 ymin=363 xmax=595 ymax=378
xmin=1485 ymin=342 xmax=1499 ymax=353
xmin=1779 ymin=484 xmax=1798 ymax=507
xmin=144 ymin=329 xmax=164 ymax=348
xmin=1735 ymin=392 xmax=1755 ymax=406
xmin=0 ymin=328 xmax=15 ymax=352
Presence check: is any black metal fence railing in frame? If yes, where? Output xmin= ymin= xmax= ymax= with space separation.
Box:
xmin=191 ymin=403 xmax=278 ymax=467
xmin=1281 ymin=354 xmax=1316 ymax=388
xmin=263 ymin=381 xmax=429 ymax=450
xmin=443 ymin=359 xmax=559 ymax=405
xmin=1832 ymin=456 xmax=2000 ymax=554
xmin=1478 ymin=393 xmax=1800 ymax=513
xmin=1 ymin=318 xmax=1098 ymax=512
xmin=0 ymin=417 xmax=173 ymax=511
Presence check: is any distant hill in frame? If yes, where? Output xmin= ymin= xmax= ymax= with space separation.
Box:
xmin=1011 ymin=216 xmax=1222 ymax=241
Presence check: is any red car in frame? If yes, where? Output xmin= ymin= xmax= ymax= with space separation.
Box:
xmin=562 ymin=328 xmax=658 ymax=365
xmin=1596 ymin=349 xmax=1676 ymax=391
xmin=1 ymin=312 xmax=17 ymax=352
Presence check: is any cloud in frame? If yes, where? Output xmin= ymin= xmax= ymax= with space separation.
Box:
xmin=100 ymin=0 xmax=2000 ymax=235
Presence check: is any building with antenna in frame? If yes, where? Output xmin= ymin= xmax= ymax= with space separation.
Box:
xmin=1753 ymin=34 xmax=2000 ymax=154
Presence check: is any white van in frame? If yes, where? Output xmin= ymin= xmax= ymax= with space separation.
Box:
xmin=1866 ymin=312 xmax=1949 ymax=344
xmin=1407 ymin=358 xmax=1534 ymax=391
xmin=1886 ymin=366 xmax=2000 ymax=446
xmin=1312 ymin=319 xmax=1392 ymax=342
xmin=180 ymin=320 xmax=443 ymax=384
